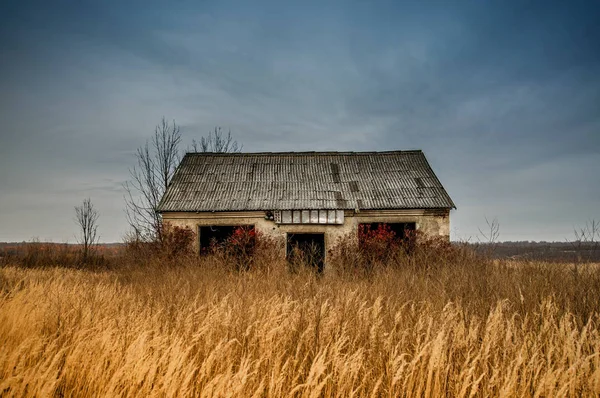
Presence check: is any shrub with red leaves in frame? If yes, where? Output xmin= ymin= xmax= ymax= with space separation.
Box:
xmin=358 ymin=224 xmax=400 ymax=257
xmin=209 ymin=226 xmax=282 ymax=271
xmin=224 ymin=226 xmax=257 ymax=260
xmin=330 ymin=224 xmax=470 ymax=275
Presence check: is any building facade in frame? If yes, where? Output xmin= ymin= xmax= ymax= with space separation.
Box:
xmin=158 ymin=151 xmax=455 ymax=268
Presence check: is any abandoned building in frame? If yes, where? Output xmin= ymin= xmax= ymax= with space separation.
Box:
xmin=157 ymin=151 xmax=455 ymax=269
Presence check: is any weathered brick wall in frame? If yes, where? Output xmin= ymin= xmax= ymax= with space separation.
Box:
xmin=163 ymin=209 xmax=450 ymax=255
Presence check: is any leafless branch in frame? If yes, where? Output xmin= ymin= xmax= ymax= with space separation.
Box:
xmin=571 ymin=219 xmax=600 ymax=263
xmin=573 ymin=219 xmax=599 ymax=244
xmin=74 ymin=198 xmax=99 ymax=260
xmin=190 ymin=127 xmax=242 ymax=153
xmin=124 ymin=117 xmax=181 ymax=242
xmin=477 ymin=216 xmax=500 ymax=245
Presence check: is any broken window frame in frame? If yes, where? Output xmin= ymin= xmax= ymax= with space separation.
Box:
xmin=358 ymin=222 xmax=417 ymax=249
xmin=198 ymin=224 xmax=256 ymax=254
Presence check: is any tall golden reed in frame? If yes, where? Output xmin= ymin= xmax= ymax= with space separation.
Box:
xmin=1 ymin=257 xmax=599 ymax=397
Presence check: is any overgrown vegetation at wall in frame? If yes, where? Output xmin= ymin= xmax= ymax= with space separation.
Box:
xmin=1 ymin=236 xmax=600 ymax=396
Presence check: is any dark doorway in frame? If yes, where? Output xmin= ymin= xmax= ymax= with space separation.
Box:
xmin=287 ymin=233 xmax=325 ymax=272
xmin=199 ymin=225 xmax=254 ymax=254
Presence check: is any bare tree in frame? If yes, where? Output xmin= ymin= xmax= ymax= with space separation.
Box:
xmin=190 ymin=127 xmax=242 ymax=153
xmin=571 ymin=219 xmax=599 ymax=263
xmin=477 ymin=216 xmax=500 ymax=244
xmin=124 ymin=117 xmax=181 ymax=242
xmin=75 ymin=198 xmax=99 ymax=261
xmin=125 ymin=119 xmax=243 ymax=242
xmin=573 ymin=219 xmax=599 ymax=245
xmin=477 ymin=216 xmax=500 ymax=256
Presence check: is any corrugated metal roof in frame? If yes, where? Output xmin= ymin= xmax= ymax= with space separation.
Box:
xmin=157 ymin=151 xmax=456 ymax=212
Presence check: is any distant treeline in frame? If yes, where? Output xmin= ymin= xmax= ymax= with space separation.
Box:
xmin=467 ymin=241 xmax=600 ymax=262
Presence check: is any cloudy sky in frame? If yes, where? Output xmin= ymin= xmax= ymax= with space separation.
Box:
xmin=1 ymin=0 xmax=599 ymax=243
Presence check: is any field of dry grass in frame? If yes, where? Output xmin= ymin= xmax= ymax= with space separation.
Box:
xmin=1 ymin=253 xmax=600 ymax=397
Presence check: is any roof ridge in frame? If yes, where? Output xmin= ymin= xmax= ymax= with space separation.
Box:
xmin=184 ymin=150 xmax=423 ymax=156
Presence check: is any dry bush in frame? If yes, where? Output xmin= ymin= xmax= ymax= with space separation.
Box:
xmin=1 ymin=254 xmax=600 ymax=397
xmin=121 ymin=225 xmax=285 ymax=273
xmin=159 ymin=225 xmax=196 ymax=259
xmin=0 ymin=240 xmax=110 ymax=269
xmin=201 ymin=227 xmax=285 ymax=273
xmin=123 ymin=225 xmax=196 ymax=266
xmin=329 ymin=229 xmax=476 ymax=277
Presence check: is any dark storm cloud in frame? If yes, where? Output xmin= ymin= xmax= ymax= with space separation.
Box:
xmin=0 ymin=0 xmax=598 ymax=241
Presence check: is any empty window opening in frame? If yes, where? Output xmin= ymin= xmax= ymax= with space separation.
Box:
xmin=199 ymin=225 xmax=255 ymax=254
xmin=358 ymin=222 xmax=417 ymax=249
xmin=287 ymin=233 xmax=325 ymax=273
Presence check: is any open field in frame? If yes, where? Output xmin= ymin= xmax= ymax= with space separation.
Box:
xmin=3 ymin=240 xmax=599 ymax=264
xmin=1 ymin=254 xmax=600 ymax=397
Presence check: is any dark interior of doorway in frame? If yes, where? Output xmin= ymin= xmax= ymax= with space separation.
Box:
xmin=287 ymin=233 xmax=325 ymax=273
